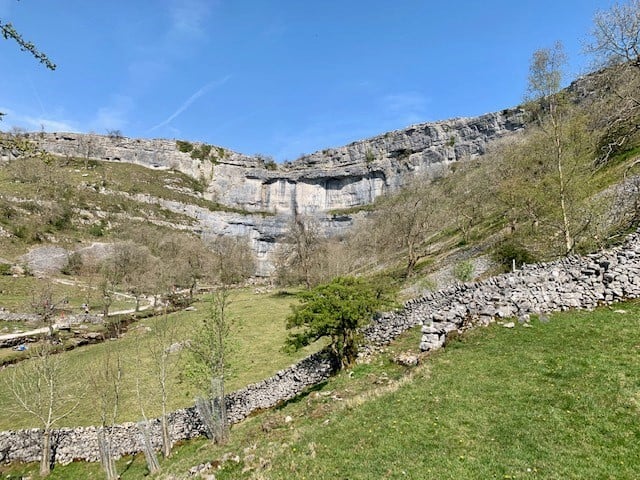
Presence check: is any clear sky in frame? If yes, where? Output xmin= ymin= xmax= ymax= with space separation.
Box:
xmin=0 ymin=0 xmax=618 ymax=161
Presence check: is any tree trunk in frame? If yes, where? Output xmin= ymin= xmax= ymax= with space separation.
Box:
xmin=97 ymin=427 xmax=119 ymax=480
xmin=40 ymin=429 xmax=51 ymax=476
xmin=161 ymin=413 xmax=171 ymax=458
xmin=551 ymin=105 xmax=574 ymax=255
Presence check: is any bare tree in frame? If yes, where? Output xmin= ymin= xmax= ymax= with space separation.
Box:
xmin=187 ymin=287 xmax=233 ymax=444
xmin=586 ymin=0 xmax=640 ymax=68
xmin=525 ymin=42 xmax=581 ymax=255
xmin=4 ymin=343 xmax=80 ymax=476
xmin=100 ymin=242 xmax=157 ymax=318
xmin=370 ymin=175 xmax=447 ymax=276
xmin=88 ymin=341 xmax=123 ymax=480
xmin=208 ymin=235 xmax=256 ymax=286
xmin=30 ymin=283 xmax=67 ymax=340
xmin=585 ymin=0 xmax=640 ymax=162
xmin=275 ymin=216 xmax=326 ymax=288
xmin=148 ymin=307 xmax=180 ymax=458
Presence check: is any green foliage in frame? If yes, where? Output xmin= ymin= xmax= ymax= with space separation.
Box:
xmin=61 ymin=252 xmax=83 ymax=276
xmin=176 ymin=140 xmax=194 ymax=153
xmin=183 ymin=289 xmax=234 ymax=396
xmin=492 ymin=239 xmax=538 ymax=270
xmin=0 ymin=263 xmax=10 ymax=276
xmin=364 ymin=149 xmax=376 ymax=163
xmin=256 ymin=154 xmax=277 ymax=170
xmin=285 ymin=277 xmax=396 ymax=368
xmin=452 ymin=260 xmax=474 ymax=282
xmin=88 ymin=219 xmax=107 ymax=237
xmin=191 ymin=144 xmax=213 ymax=160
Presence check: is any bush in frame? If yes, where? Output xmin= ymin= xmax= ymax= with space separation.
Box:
xmin=453 ymin=260 xmax=474 ymax=282
xmin=0 ymin=263 xmax=11 ymax=276
xmin=88 ymin=219 xmax=107 ymax=237
xmin=365 ymin=150 xmax=376 ymax=163
xmin=176 ymin=140 xmax=194 ymax=153
xmin=256 ymin=154 xmax=277 ymax=170
xmin=191 ymin=144 xmax=213 ymax=160
xmin=492 ymin=240 xmax=538 ymax=271
xmin=106 ymin=129 xmax=123 ymax=139
xmin=61 ymin=252 xmax=83 ymax=276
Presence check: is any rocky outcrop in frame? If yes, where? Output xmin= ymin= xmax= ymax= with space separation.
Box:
xmin=29 ymin=109 xmax=524 ymax=273
xmin=35 ymin=108 xmax=526 ymax=216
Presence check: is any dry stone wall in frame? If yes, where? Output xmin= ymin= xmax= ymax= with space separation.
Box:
xmin=0 ymin=351 xmax=339 ymax=465
xmin=413 ymin=231 xmax=640 ymax=351
xmin=3 ymin=230 xmax=640 ymax=466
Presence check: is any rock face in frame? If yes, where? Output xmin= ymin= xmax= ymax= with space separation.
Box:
xmin=30 ymin=109 xmax=525 ymax=273
xmin=36 ymin=108 xmax=525 ymax=216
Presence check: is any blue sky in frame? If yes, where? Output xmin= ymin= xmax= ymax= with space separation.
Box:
xmin=0 ymin=0 xmax=617 ymax=161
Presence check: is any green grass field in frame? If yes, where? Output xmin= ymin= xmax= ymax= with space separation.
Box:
xmin=0 ymin=288 xmax=320 ymax=429
xmin=2 ymin=300 xmax=639 ymax=479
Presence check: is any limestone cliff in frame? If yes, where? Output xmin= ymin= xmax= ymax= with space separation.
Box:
xmin=32 ymin=108 xmax=526 ymax=274
xmin=36 ymin=108 xmax=525 ymax=215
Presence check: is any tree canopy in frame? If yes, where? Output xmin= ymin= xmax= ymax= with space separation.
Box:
xmin=285 ymin=277 xmax=396 ymax=368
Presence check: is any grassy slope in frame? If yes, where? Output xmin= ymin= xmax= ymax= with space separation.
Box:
xmin=177 ymin=302 xmax=640 ymax=480
xmin=0 ymin=302 xmax=640 ymax=479
xmin=3 ymin=301 xmax=639 ymax=479
xmin=0 ymin=288 xmax=324 ymax=429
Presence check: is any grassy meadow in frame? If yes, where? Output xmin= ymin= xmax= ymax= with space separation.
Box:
xmin=1 ymin=300 xmax=639 ymax=479
xmin=0 ymin=288 xmax=322 ymax=429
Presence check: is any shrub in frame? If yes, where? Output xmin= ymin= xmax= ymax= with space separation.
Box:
xmin=191 ymin=144 xmax=213 ymax=160
xmin=61 ymin=252 xmax=83 ymax=276
xmin=256 ymin=154 xmax=277 ymax=170
xmin=453 ymin=260 xmax=474 ymax=282
xmin=176 ymin=140 xmax=194 ymax=153
xmin=492 ymin=239 xmax=538 ymax=271
xmin=106 ymin=129 xmax=123 ymax=139
xmin=88 ymin=220 xmax=107 ymax=237
xmin=0 ymin=263 xmax=11 ymax=276
xmin=365 ymin=150 xmax=376 ymax=163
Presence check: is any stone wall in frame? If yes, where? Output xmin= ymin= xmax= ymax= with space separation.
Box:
xmin=415 ymin=231 xmax=640 ymax=351
xmin=0 ymin=351 xmax=339 ymax=465
xmin=3 ymin=230 xmax=640 ymax=466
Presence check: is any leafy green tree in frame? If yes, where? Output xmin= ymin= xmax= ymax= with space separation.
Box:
xmin=285 ymin=277 xmax=395 ymax=368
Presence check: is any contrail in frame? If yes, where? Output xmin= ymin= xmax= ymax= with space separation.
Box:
xmin=148 ymin=74 xmax=231 ymax=132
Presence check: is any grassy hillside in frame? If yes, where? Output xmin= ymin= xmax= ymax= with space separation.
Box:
xmin=2 ymin=300 xmax=638 ymax=479
xmin=0 ymin=288 xmax=327 ymax=429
